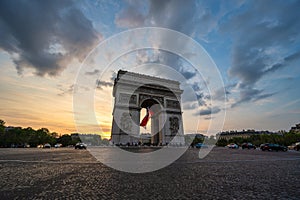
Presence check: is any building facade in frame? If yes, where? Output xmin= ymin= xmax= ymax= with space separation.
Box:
xmin=217 ymin=130 xmax=279 ymax=140
xmin=290 ymin=123 xmax=300 ymax=133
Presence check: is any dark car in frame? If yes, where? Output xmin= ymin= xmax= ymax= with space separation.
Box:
xmin=75 ymin=143 xmax=87 ymax=149
xmin=241 ymin=143 xmax=256 ymax=149
xmin=260 ymin=143 xmax=287 ymax=152
xmin=195 ymin=143 xmax=208 ymax=148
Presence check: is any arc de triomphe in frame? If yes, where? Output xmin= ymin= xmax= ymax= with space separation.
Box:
xmin=111 ymin=70 xmax=185 ymax=146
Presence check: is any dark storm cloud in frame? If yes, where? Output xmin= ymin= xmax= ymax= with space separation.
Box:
xmin=194 ymin=106 xmax=221 ymax=116
xmin=222 ymin=0 xmax=300 ymax=107
xmin=0 ymin=0 xmax=101 ymax=76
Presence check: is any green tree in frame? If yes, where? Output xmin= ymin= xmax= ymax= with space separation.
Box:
xmin=57 ymin=134 xmax=73 ymax=147
xmin=216 ymin=138 xmax=228 ymax=147
xmin=0 ymin=119 xmax=5 ymax=127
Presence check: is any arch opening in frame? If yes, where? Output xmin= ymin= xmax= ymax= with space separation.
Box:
xmin=139 ymin=98 xmax=164 ymax=146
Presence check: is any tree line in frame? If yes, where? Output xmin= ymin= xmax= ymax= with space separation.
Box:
xmin=216 ymin=132 xmax=300 ymax=147
xmin=185 ymin=131 xmax=300 ymax=147
xmin=0 ymin=119 xmax=82 ymax=147
xmin=1 ymin=119 xmax=299 ymax=148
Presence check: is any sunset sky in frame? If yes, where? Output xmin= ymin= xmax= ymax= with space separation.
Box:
xmin=0 ymin=0 xmax=299 ymax=139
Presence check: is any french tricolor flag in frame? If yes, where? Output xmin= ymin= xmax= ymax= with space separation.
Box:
xmin=140 ymin=107 xmax=154 ymax=128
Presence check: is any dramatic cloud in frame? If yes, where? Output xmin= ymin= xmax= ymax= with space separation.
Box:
xmin=0 ymin=0 xmax=101 ymax=76
xmin=135 ymin=49 xmax=198 ymax=80
xmin=114 ymin=0 xmax=213 ymax=76
xmin=223 ymin=0 xmax=300 ymax=106
xmin=96 ymin=71 xmax=116 ymax=90
xmin=115 ymin=1 xmax=146 ymax=28
xmin=114 ymin=0 xmax=300 ymax=111
xmin=58 ymin=84 xmax=75 ymax=96
xmin=180 ymin=81 xmax=208 ymax=109
xmin=85 ymin=69 xmax=100 ymax=76
xmin=194 ymin=106 xmax=221 ymax=116
xmin=113 ymin=1 xmax=224 ymax=111
xmin=114 ymin=1 xmax=220 ymax=109
xmin=96 ymin=80 xmax=113 ymax=90
xmin=183 ymin=102 xmax=198 ymax=110
xmin=110 ymin=71 xmax=117 ymax=81
xmin=191 ymin=83 xmax=208 ymax=106
xmin=231 ymin=87 xmax=276 ymax=108
xmin=115 ymin=0 xmax=220 ymax=45
xmin=57 ymin=84 xmax=90 ymax=96
xmin=213 ymin=84 xmax=235 ymax=102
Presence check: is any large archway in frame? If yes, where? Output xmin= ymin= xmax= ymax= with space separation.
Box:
xmin=140 ymin=98 xmax=164 ymax=145
xmin=111 ymin=70 xmax=185 ymax=146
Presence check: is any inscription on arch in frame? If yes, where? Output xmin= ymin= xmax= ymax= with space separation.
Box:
xmin=119 ymin=93 xmax=137 ymax=104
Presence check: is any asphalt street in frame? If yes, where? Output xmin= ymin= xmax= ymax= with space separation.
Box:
xmin=0 ymin=147 xmax=299 ymax=199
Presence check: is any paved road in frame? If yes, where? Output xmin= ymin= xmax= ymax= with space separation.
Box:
xmin=0 ymin=147 xmax=299 ymax=199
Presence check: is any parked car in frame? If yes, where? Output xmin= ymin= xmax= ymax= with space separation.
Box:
xmin=195 ymin=143 xmax=208 ymax=148
xmin=75 ymin=143 xmax=87 ymax=149
xmin=43 ymin=143 xmax=51 ymax=148
xmin=241 ymin=143 xmax=256 ymax=149
xmin=54 ymin=143 xmax=62 ymax=148
xmin=260 ymin=143 xmax=287 ymax=152
xmin=288 ymin=143 xmax=297 ymax=150
xmin=227 ymin=143 xmax=239 ymax=149
xmin=294 ymin=142 xmax=300 ymax=151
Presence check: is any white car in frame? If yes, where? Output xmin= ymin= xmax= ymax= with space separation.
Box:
xmin=54 ymin=143 xmax=62 ymax=148
xmin=43 ymin=143 xmax=51 ymax=148
xmin=227 ymin=143 xmax=239 ymax=149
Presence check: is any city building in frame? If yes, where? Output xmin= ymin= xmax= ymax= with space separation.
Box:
xmin=290 ymin=123 xmax=300 ymax=133
xmin=217 ymin=130 xmax=280 ymax=140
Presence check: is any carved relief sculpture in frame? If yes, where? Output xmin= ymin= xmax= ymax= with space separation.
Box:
xmin=169 ymin=117 xmax=179 ymax=135
xmin=120 ymin=112 xmax=132 ymax=132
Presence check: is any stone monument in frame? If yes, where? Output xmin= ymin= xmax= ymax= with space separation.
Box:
xmin=111 ymin=70 xmax=185 ymax=146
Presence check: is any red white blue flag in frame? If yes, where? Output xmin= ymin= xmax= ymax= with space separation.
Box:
xmin=140 ymin=107 xmax=153 ymax=128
